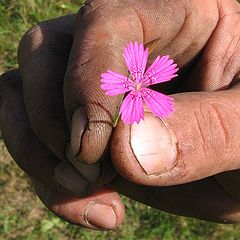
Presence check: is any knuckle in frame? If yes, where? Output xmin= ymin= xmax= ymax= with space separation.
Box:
xmin=78 ymin=0 xmax=94 ymax=18
xmin=19 ymin=24 xmax=43 ymax=49
xmin=18 ymin=24 xmax=44 ymax=63
xmin=23 ymin=24 xmax=42 ymax=39
xmin=195 ymin=99 xmax=231 ymax=159
xmin=77 ymin=0 xmax=130 ymax=23
xmin=18 ymin=19 xmax=57 ymax=59
xmin=78 ymin=0 xmax=116 ymax=18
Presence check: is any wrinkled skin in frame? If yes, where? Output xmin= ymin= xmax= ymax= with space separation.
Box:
xmin=1 ymin=0 xmax=240 ymax=230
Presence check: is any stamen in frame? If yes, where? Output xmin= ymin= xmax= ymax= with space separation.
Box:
xmin=132 ymin=65 xmax=143 ymax=82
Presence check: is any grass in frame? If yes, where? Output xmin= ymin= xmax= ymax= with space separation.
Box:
xmin=1 ymin=0 xmax=240 ymax=239
xmin=0 ymin=0 xmax=84 ymax=73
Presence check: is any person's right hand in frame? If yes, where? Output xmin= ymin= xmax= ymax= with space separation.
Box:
xmin=61 ymin=0 xmax=240 ymax=223
xmin=2 ymin=0 xmax=240 ymax=231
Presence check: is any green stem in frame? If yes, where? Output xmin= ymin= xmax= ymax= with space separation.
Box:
xmin=113 ymin=94 xmax=124 ymax=127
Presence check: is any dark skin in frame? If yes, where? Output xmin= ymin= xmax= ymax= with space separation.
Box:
xmin=1 ymin=0 xmax=240 ymax=230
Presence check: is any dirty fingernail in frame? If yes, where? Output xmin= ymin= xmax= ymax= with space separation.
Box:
xmin=71 ymin=107 xmax=87 ymax=156
xmin=130 ymin=113 xmax=177 ymax=175
xmin=65 ymin=144 xmax=101 ymax=182
xmin=84 ymin=202 xmax=117 ymax=229
xmin=54 ymin=162 xmax=88 ymax=195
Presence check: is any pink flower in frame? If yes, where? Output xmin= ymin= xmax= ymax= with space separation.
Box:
xmin=100 ymin=42 xmax=178 ymax=124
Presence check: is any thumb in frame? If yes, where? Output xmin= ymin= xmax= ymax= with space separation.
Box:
xmin=63 ymin=2 xmax=143 ymax=164
xmin=111 ymin=87 xmax=240 ymax=186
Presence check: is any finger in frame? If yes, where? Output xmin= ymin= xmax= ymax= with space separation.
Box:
xmin=112 ymin=87 xmax=240 ymax=186
xmin=188 ymin=0 xmax=240 ymax=91
xmin=34 ymin=181 xmax=125 ymax=230
xmin=181 ymin=0 xmax=240 ymax=201
xmin=0 ymin=67 xmax=123 ymax=231
xmin=0 ymin=70 xmax=97 ymax=196
xmin=18 ymin=15 xmax=74 ymax=161
xmin=18 ymin=14 xmax=115 ymax=186
xmin=111 ymin=176 xmax=240 ymax=223
xmin=64 ymin=0 xmax=218 ymax=165
xmin=0 ymin=70 xmax=58 ymax=188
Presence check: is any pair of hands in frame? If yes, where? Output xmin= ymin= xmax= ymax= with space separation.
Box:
xmin=1 ymin=0 xmax=240 ymax=230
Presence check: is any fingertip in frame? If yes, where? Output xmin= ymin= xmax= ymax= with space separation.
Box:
xmin=70 ymin=104 xmax=114 ymax=165
xmin=35 ymin=183 xmax=125 ymax=230
xmin=111 ymin=113 xmax=178 ymax=186
xmin=74 ymin=124 xmax=113 ymax=165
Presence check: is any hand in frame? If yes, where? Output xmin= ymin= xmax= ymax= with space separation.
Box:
xmin=0 ymin=69 xmax=125 ymax=230
xmin=1 ymin=0 xmax=240 ymax=230
xmin=1 ymin=14 xmax=124 ymax=230
xmin=63 ymin=0 xmax=240 ymax=221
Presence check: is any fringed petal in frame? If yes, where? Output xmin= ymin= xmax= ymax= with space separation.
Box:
xmin=141 ymin=88 xmax=174 ymax=118
xmin=143 ymin=55 xmax=178 ymax=86
xmin=123 ymin=42 xmax=148 ymax=82
xmin=100 ymin=70 xmax=134 ymax=96
xmin=120 ymin=91 xmax=144 ymax=124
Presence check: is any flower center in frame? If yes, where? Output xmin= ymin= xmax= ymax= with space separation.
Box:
xmin=134 ymin=82 xmax=142 ymax=91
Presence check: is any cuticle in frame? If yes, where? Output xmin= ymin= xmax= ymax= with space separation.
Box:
xmin=84 ymin=201 xmax=117 ymax=230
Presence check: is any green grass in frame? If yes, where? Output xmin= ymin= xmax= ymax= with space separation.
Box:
xmin=0 ymin=0 xmax=84 ymax=73
xmin=1 ymin=0 xmax=240 ymax=239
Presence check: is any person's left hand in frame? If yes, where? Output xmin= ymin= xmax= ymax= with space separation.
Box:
xmin=0 ymin=14 xmax=125 ymax=230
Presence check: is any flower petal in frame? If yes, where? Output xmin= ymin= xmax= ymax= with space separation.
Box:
xmin=123 ymin=42 xmax=148 ymax=82
xmin=100 ymin=70 xmax=134 ymax=96
xmin=120 ymin=91 xmax=144 ymax=124
xmin=141 ymin=88 xmax=174 ymax=118
xmin=143 ymin=55 xmax=178 ymax=86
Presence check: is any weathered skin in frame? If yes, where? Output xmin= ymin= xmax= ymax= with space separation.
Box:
xmin=1 ymin=0 xmax=240 ymax=229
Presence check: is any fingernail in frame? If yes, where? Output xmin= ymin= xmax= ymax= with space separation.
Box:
xmin=71 ymin=107 xmax=87 ymax=156
xmin=54 ymin=162 xmax=88 ymax=195
xmin=84 ymin=202 xmax=117 ymax=229
xmin=65 ymin=144 xmax=101 ymax=182
xmin=130 ymin=113 xmax=177 ymax=175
